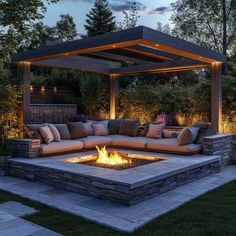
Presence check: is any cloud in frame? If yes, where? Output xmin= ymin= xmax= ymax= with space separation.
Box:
xmin=148 ymin=6 xmax=171 ymax=15
xmin=109 ymin=0 xmax=147 ymax=12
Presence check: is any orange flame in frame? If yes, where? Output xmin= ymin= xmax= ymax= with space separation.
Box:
xmin=95 ymin=146 xmax=130 ymax=165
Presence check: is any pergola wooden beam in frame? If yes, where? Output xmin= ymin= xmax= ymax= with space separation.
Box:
xmin=31 ymin=55 xmax=122 ymax=75
xmin=111 ymin=59 xmax=209 ymax=76
xmin=87 ymin=52 xmax=149 ymax=64
xmin=124 ymin=45 xmax=182 ymax=61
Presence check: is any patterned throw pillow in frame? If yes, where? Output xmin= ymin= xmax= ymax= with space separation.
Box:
xmin=177 ymin=127 xmax=199 ymax=145
xmin=143 ymin=122 xmax=161 ymax=136
xmin=146 ymin=124 xmax=165 ymax=139
xmin=39 ymin=126 xmax=54 ymax=144
xmin=48 ymin=124 xmax=60 ymax=142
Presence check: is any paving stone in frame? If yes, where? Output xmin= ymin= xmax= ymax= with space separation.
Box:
xmin=0 ymin=201 xmax=39 ymax=217
xmin=0 ymin=210 xmax=61 ymax=236
xmin=0 ymin=166 xmax=236 ymax=233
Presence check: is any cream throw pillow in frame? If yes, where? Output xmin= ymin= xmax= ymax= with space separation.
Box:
xmin=48 ymin=124 xmax=60 ymax=142
xmin=177 ymin=127 xmax=199 ymax=145
xmin=146 ymin=124 xmax=165 ymax=139
xmin=92 ymin=123 xmax=108 ymax=136
xmin=39 ymin=126 xmax=54 ymax=144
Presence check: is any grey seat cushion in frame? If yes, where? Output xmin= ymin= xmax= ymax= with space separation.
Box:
xmin=41 ymin=140 xmax=83 ymax=155
xmin=79 ymin=136 xmax=113 ymax=149
xmin=147 ymin=138 xmax=202 ymax=154
xmin=110 ymin=135 xmax=149 ymax=149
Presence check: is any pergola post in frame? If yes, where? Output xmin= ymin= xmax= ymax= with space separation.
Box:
xmin=18 ymin=62 xmax=31 ymax=126
xmin=211 ymin=62 xmax=222 ymax=133
xmin=110 ymin=74 xmax=119 ymax=119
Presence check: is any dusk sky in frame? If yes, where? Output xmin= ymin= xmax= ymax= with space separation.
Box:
xmin=43 ymin=0 xmax=176 ymax=35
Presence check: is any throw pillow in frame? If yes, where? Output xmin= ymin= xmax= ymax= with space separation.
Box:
xmin=92 ymin=120 xmax=109 ymax=135
xmin=48 ymin=124 xmax=60 ymax=142
xmin=193 ymin=122 xmax=213 ymax=144
xmin=67 ymin=122 xmax=87 ymax=139
xmin=84 ymin=121 xmax=94 ymax=136
xmin=25 ymin=124 xmax=46 ymax=143
xmin=119 ymin=119 xmax=139 ymax=137
xmin=92 ymin=123 xmax=108 ymax=136
xmin=146 ymin=124 xmax=165 ymax=139
xmin=163 ymin=130 xmax=178 ymax=138
xmin=177 ymin=127 xmax=200 ymax=145
xmin=54 ymin=124 xmax=71 ymax=140
xmin=143 ymin=122 xmax=161 ymax=136
xmin=108 ymin=119 xmax=122 ymax=135
xmin=39 ymin=126 xmax=54 ymax=144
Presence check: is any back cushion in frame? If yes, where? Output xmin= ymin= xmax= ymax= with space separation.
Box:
xmin=177 ymin=127 xmax=199 ymax=145
xmin=67 ymin=122 xmax=87 ymax=139
xmin=54 ymin=124 xmax=71 ymax=140
xmin=119 ymin=120 xmax=139 ymax=137
xmin=108 ymin=119 xmax=122 ymax=135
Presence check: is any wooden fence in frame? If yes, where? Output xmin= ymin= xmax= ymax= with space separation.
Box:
xmin=30 ymin=104 xmax=77 ymax=124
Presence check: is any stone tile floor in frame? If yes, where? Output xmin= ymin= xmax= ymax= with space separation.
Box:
xmin=0 ymin=165 xmax=236 ymax=233
xmin=0 ymin=202 xmax=61 ymax=236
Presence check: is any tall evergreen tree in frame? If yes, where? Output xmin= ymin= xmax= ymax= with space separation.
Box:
xmin=84 ymin=0 xmax=116 ymax=37
xmin=55 ymin=14 xmax=77 ymax=41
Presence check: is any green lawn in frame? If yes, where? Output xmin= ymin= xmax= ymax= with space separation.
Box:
xmin=1 ymin=180 xmax=236 ymax=236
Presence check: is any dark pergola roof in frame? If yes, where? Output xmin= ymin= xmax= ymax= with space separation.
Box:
xmin=12 ymin=26 xmax=226 ymax=76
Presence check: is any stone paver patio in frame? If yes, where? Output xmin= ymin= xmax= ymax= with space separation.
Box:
xmin=0 ymin=204 xmax=61 ymax=236
xmin=0 ymin=165 xmax=236 ymax=233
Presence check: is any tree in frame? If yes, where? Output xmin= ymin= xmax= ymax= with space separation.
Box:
xmin=156 ymin=22 xmax=172 ymax=35
xmin=117 ymin=1 xmax=140 ymax=30
xmin=55 ymin=14 xmax=77 ymax=41
xmin=171 ymin=0 xmax=236 ymax=55
xmin=84 ymin=0 xmax=116 ymax=37
xmin=27 ymin=22 xmax=57 ymax=49
xmin=0 ymin=0 xmax=58 ymax=62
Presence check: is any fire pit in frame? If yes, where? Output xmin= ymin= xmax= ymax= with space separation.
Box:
xmin=64 ymin=146 xmax=166 ymax=170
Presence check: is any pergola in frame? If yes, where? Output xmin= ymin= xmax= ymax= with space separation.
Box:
xmin=12 ymin=26 xmax=226 ymax=133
